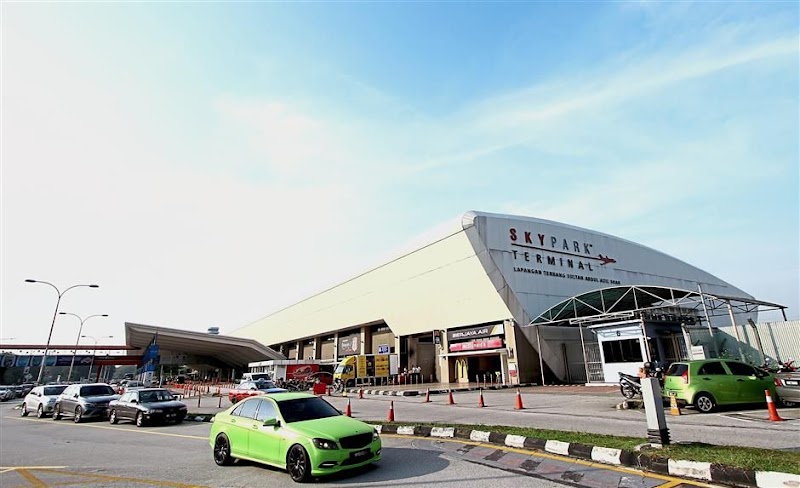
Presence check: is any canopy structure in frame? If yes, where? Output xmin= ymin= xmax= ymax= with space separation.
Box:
xmin=125 ymin=322 xmax=284 ymax=368
xmin=528 ymin=285 xmax=787 ymax=328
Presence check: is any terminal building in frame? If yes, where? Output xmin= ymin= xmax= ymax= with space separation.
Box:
xmin=1 ymin=211 xmax=790 ymax=386
xmin=228 ymin=211 xmax=788 ymax=385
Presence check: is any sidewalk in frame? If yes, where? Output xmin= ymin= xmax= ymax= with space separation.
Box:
xmin=177 ymin=382 xmax=614 ymax=419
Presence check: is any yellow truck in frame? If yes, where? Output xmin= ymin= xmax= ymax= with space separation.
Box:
xmin=333 ymin=354 xmax=399 ymax=391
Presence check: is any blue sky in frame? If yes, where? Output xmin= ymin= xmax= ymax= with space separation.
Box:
xmin=1 ymin=2 xmax=798 ymax=347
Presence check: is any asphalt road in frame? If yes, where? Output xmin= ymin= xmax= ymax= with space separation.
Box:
xmin=319 ymin=387 xmax=800 ymax=451
xmin=0 ymin=402 xmax=720 ymax=488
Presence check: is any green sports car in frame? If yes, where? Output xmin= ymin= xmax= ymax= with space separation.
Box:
xmin=209 ymin=392 xmax=381 ymax=482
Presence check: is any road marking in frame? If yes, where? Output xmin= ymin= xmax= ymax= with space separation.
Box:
xmin=0 ymin=467 xmax=208 ymax=487
xmin=383 ymin=433 xmax=721 ymax=487
xmin=6 ymin=416 xmax=207 ymax=440
xmin=15 ymin=469 xmax=48 ymax=487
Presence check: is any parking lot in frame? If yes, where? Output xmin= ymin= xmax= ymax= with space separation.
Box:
xmin=174 ymin=384 xmax=800 ymax=451
xmin=0 ymin=400 xmax=726 ymax=488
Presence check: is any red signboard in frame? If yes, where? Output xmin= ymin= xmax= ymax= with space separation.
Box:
xmin=449 ymin=337 xmax=503 ymax=352
xmin=286 ymin=364 xmax=319 ymax=381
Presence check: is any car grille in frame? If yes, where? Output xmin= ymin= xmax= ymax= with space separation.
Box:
xmin=339 ymin=433 xmax=372 ymax=449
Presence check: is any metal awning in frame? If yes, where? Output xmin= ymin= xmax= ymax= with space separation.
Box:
xmin=125 ymin=322 xmax=285 ymax=368
xmin=527 ymin=285 xmax=787 ymax=327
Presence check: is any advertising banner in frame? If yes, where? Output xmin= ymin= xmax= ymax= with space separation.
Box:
xmin=374 ymin=355 xmax=389 ymax=377
xmin=337 ymin=334 xmax=360 ymax=356
xmin=449 ymin=337 xmax=503 ymax=352
xmin=55 ymin=355 xmax=94 ymax=367
xmin=286 ymin=364 xmax=319 ymax=381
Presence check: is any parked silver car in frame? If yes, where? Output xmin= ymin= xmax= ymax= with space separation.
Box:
xmin=21 ymin=385 xmax=68 ymax=418
xmin=775 ymin=371 xmax=800 ymax=406
xmin=53 ymin=383 xmax=119 ymax=422
xmin=0 ymin=386 xmax=14 ymax=402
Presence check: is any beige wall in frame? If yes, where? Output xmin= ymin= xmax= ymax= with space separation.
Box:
xmin=371 ymin=330 xmax=395 ymax=354
xmin=320 ymin=340 xmax=335 ymax=360
xmin=230 ymin=229 xmax=511 ymax=346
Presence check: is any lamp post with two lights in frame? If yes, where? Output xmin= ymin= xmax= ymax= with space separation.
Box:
xmin=25 ymin=279 xmax=99 ymax=384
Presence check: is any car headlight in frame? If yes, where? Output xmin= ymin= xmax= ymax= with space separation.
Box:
xmin=373 ymin=429 xmax=380 ymax=441
xmin=312 ymin=438 xmax=338 ymax=450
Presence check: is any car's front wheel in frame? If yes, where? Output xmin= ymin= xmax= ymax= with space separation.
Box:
xmin=109 ymin=410 xmax=118 ymax=424
xmin=52 ymin=405 xmax=62 ymax=420
xmin=135 ymin=411 xmax=145 ymax=428
xmin=37 ymin=405 xmax=45 ymax=418
xmin=213 ymin=434 xmax=234 ymax=466
xmin=694 ymin=392 xmax=716 ymax=413
xmin=74 ymin=406 xmax=83 ymax=423
xmin=20 ymin=403 xmax=28 ymax=417
xmin=287 ymin=444 xmax=311 ymax=483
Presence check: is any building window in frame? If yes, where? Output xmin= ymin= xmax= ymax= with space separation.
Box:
xmin=602 ymin=339 xmax=643 ymax=363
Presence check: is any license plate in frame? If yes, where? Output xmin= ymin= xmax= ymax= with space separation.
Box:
xmin=167 ymin=413 xmax=176 ymax=417
xmin=350 ymin=448 xmax=370 ymax=460
xmin=785 ymin=380 xmax=799 ymax=386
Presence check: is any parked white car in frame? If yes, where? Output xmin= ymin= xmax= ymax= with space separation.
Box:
xmin=21 ymin=384 xmax=68 ymax=418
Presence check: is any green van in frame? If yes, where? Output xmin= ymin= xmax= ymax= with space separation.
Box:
xmin=663 ymin=359 xmax=776 ymax=413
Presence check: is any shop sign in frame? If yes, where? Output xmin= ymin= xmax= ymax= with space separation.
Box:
xmin=449 ymin=337 xmax=503 ymax=352
xmin=447 ymin=323 xmax=504 ymax=342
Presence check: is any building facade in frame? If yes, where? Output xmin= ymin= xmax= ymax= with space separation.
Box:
xmin=229 ymin=211 xmax=771 ymax=385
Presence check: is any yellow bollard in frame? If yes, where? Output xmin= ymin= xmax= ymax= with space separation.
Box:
xmin=669 ymin=392 xmax=681 ymax=416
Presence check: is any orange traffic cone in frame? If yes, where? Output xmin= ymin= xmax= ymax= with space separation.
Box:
xmin=424 ymin=388 xmax=431 ymax=403
xmin=387 ymin=400 xmax=395 ymax=422
xmin=448 ymin=390 xmax=455 ymax=405
xmin=478 ymin=389 xmax=485 ymax=408
xmin=765 ymin=390 xmax=784 ymax=421
xmin=514 ymin=388 xmax=524 ymax=410
xmin=358 ymin=388 xmax=364 ymax=399
xmin=345 ymin=398 xmax=352 ymax=417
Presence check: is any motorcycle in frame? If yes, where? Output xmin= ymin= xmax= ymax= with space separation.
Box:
xmin=618 ymin=362 xmax=663 ymax=399
xmin=759 ymin=357 xmax=796 ymax=374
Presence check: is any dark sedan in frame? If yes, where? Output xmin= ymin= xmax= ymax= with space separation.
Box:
xmin=109 ymin=388 xmax=188 ymax=427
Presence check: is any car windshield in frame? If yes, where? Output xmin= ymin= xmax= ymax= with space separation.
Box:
xmin=278 ymin=397 xmax=341 ymax=423
xmin=80 ymin=385 xmax=115 ymax=396
xmin=139 ymin=390 xmax=174 ymax=402
xmin=44 ymin=386 xmax=67 ymax=396
xmin=255 ymin=380 xmax=280 ymax=390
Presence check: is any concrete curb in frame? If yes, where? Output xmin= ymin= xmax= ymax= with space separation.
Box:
xmin=343 ymin=383 xmax=538 ymax=397
xmin=371 ymin=424 xmax=800 ymax=488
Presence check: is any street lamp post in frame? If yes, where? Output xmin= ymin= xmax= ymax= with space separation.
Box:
xmin=59 ymin=312 xmax=108 ymax=382
xmin=81 ymin=335 xmax=113 ymax=381
xmin=25 ymin=279 xmax=99 ymax=384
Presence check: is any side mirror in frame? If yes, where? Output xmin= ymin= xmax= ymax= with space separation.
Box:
xmin=131 ymin=399 xmax=138 ymax=404
xmin=73 ymin=394 xmax=79 ymax=398
xmin=263 ymin=418 xmax=279 ymax=427
xmin=250 ymin=387 xmax=257 ymax=391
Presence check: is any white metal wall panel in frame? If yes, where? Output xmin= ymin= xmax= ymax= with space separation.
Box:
xmin=230 ymin=228 xmax=512 ymax=345
xmin=469 ymin=212 xmax=752 ymax=321
xmin=232 ymin=211 xmax=754 ymax=357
